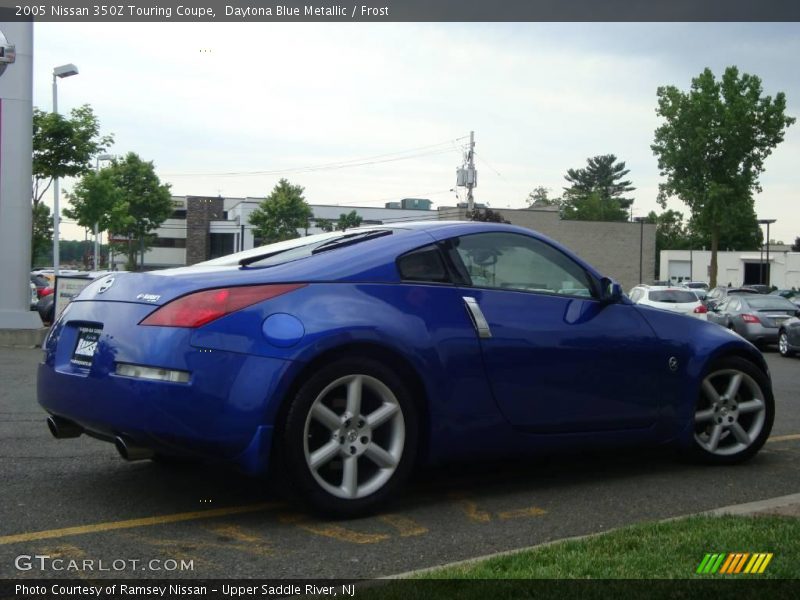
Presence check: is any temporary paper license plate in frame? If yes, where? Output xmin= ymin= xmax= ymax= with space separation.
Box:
xmin=71 ymin=326 xmax=102 ymax=367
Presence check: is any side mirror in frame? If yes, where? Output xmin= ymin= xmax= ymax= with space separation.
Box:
xmin=600 ymin=278 xmax=623 ymax=304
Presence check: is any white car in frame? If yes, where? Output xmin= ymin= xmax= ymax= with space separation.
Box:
xmin=628 ymin=285 xmax=708 ymax=320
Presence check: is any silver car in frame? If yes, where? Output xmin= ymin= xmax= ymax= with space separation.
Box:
xmin=708 ymin=295 xmax=800 ymax=348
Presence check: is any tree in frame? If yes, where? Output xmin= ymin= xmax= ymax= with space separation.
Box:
xmin=95 ymin=153 xmax=173 ymax=271
xmin=652 ymin=66 xmax=795 ymax=286
xmin=560 ymin=190 xmax=629 ymax=222
xmin=316 ymin=218 xmax=334 ymax=233
xmin=31 ymin=203 xmax=53 ymax=265
xmin=466 ymin=208 xmax=509 ymax=223
xmin=526 ymin=186 xmax=559 ymax=208
xmin=32 ymin=104 xmax=114 ymax=208
xmin=249 ymin=179 xmax=313 ymax=244
xmin=563 ymin=154 xmax=635 ymax=213
xmin=336 ymin=210 xmax=363 ymax=231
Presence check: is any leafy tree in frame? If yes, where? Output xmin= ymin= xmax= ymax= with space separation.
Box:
xmin=31 ymin=203 xmax=53 ymax=265
xmin=563 ymin=154 xmax=635 ymax=214
xmin=792 ymin=237 xmax=800 ymax=252
xmin=466 ymin=208 xmax=509 ymax=223
xmin=32 ymin=104 xmax=114 ymax=208
xmin=526 ymin=186 xmax=559 ymax=208
xmin=249 ymin=179 xmax=313 ymax=244
xmin=316 ymin=218 xmax=334 ymax=233
xmin=644 ymin=210 xmax=691 ymax=254
xmin=652 ymin=66 xmax=795 ymax=286
xmin=560 ymin=190 xmax=629 ymax=222
xmin=96 ymin=153 xmax=173 ymax=271
xmin=336 ymin=210 xmax=363 ymax=231
xmin=64 ymin=169 xmax=120 ymax=234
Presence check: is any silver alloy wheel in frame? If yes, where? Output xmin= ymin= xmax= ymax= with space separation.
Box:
xmin=694 ymin=368 xmax=766 ymax=456
xmin=303 ymin=374 xmax=405 ymax=500
xmin=779 ymin=332 xmax=789 ymax=356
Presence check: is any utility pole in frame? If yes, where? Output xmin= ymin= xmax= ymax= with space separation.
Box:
xmin=456 ymin=131 xmax=477 ymax=212
xmin=466 ymin=131 xmax=475 ymax=211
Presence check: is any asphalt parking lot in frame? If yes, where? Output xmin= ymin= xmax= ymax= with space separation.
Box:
xmin=1 ymin=347 xmax=798 ymax=579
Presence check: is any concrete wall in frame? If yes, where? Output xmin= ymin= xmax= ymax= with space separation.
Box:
xmin=440 ymin=207 xmax=657 ymax=291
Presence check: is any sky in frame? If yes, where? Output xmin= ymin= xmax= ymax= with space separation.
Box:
xmin=34 ymin=22 xmax=800 ymax=243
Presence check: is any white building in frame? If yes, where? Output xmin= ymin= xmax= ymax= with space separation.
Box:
xmin=660 ymin=249 xmax=800 ymax=289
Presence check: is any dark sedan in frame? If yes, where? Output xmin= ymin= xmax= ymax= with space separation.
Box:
xmin=708 ymin=294 xmax=800 ymax=348
xmin=779 ymin=317 xmax=800 ymax=358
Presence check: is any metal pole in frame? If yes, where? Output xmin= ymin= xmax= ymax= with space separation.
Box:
xmin=639 ymin=219 xmax=643 ymax=284
xmin=52 ymin=73 xmax=60 ymax=277
xmin=766 ymin=222 xmax=771 ymax=287
xmin=466 ymin=130 xmax=475 ymax=211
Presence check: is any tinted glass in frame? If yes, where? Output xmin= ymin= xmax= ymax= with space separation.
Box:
xmin=648 ymin=290 xmax=698 ymax=303
xmin=397 ymin=245 xmax=449 ymax=283
xmin=745 ymin=297 xmax=798 ymax=310
xmin=452 ymin=232 xmax=593 ymax=297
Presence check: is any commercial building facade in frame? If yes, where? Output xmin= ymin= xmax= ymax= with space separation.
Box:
xmin=660 ymin=248 xmax=800 ymax=289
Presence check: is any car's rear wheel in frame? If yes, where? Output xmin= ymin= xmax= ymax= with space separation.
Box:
xmin=280 ymin=358 xmax=418 ymax=516
xmin=779 ymin=331 xmax=795 ymax=357
xmin=691 ymin=356 xmax=773 ymax=464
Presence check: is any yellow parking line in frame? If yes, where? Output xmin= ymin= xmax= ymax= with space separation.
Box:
xmin=279 ymin=513 xmax=389 ymax=544
xmin=0 ymin=502 xmax=281 ymax=546
xmin=497 ymin=506 xmax=547 ymax=520
xmin=767 ymin=434 xmax=800 ymax=444
xmin=378 ymin=514 xmax=428 ymax=537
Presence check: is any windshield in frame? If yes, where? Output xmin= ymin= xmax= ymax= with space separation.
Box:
xmin=649 ymin=290 xmax=698 ymax=303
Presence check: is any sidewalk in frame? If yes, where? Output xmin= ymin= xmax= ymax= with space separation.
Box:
xmin=704 ymin=492 xmax=800 ymax=518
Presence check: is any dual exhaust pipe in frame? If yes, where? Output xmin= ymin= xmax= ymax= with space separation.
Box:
xmin=46 ymin=416 xmax=154 ymax=461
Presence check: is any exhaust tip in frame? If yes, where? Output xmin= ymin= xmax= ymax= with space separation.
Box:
xmin=114 ymin=436 xmax=155 ymax=461
xmin=47 ymin=416 xmax=82 ymax=439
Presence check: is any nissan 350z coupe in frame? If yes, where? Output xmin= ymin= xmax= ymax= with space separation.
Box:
xmin=39 ymin=222 xmax=774 ymax=515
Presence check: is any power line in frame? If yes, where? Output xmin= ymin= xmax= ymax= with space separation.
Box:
xmin=161 ymin=137 xmax=468 ymax=178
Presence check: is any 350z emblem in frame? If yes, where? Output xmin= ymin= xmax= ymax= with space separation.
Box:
xmin=668 ymin=356 xmax=679 ymax=372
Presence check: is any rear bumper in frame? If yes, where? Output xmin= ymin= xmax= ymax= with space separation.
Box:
xmin=739 ymin=323 xmax=779 ymax=345
xmin=37 ymin=300 xmax=293 ymax=473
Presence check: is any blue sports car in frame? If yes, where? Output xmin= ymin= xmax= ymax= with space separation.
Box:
xmin=39 ymin=222 xmax=774 ymax=515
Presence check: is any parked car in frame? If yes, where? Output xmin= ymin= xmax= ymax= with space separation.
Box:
xmin=707 ymin=294 xmax=800 ymax=348
xmin=29 ymin=282 xmax=38 ymax=310
xmin=38 ymin=222 xmax=774 ymax=515
xmin=747 ymin=284 xmax=773 ymax=294
xmin=30 ymin=273 xmax=53 ymax=299
xmin=704 ymin=286 xmax=760 ymax=309
xmin=681 ymin=281 xmax=709 ymax=301
xmin=778 ymin=317 xmax=800 ymax=358
xmin=628 ymin=285 xmax=707 ymax=320
xmin=36 ymin=293 xmax=55 ymax=324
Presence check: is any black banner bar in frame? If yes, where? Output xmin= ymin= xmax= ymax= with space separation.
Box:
xmin=2 ymin=0 xmax=800 ymax=23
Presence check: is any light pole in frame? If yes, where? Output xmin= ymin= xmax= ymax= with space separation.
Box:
xmin=757 ymin=218 xmax=776 ymax=287
xmin=93 ymin=153 xmax=113 ymax=270
xmin=51 ymin=63 xmax=78 ymax=277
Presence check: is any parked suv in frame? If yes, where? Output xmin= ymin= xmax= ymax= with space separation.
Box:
xmin=628 ymin=285 xmax=707 ymax=320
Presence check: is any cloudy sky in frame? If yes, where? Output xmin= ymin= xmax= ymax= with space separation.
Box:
xmin=34 ymin=22 xmax=800 ymax=243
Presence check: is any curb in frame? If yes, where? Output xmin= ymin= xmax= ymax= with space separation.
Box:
xmin=384 ymin=492 xmax=800 ymax=579
xmin=0 ymin=327 xmax=49 ymax=348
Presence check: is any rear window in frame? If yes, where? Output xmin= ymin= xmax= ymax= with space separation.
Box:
xmin=746 ymin=297 xmax=798 ymax=311
xmin=649 ymin=290 xmax=698 ymax=303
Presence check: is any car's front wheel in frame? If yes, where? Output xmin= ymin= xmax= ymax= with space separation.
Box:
xmin=778 ymin=331 xmax=795 ymax=357
xmin=691 ymin=356 xmax=774 ymax=464
xmin=280 ymin=358 xmax=418 ymax=516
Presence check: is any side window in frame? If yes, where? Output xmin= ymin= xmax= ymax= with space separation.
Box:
xmin=396 ymin=245 xmax=450 ymax=283
xmin=630 ymin=289 xmax=642 ymax=303
xmin=450 ymin=232 xmax=593 ymax=297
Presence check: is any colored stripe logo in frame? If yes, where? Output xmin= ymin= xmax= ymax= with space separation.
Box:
xmin=697 ymin=552 xmax=773 ymax=574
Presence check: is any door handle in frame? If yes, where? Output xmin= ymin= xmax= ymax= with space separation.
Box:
xmin=463 ymin=296 xmax=492 ymax=338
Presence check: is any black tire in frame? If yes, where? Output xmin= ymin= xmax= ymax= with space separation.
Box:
xmin=779 ymin=331 xmax=795 ymax=357
xmin=278 ymin=357 xmax=419 ymax=517
xmin=688 ymin=356 xmax=774 ymax=465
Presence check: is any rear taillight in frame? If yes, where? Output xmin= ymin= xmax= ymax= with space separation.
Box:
xmin=39 ymin=287 xmax=53 ymax=298
xmin=693 ymin=305 xmax=708 ymax=314
xmin=140 ymin=284 xmax=305 ymax=328
xmin=741 ymin=314 xmax=760 ymax=324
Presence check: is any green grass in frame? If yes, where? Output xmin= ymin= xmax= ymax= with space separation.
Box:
xmin=420 ymin=515 xmax=799 ymax=579
xmin=355 ymin=515 xmax=800 ymax=600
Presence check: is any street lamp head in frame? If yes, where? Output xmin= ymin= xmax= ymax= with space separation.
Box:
xmin=53 ymin=63 xmax=79 ymax=78
xmin=757 ymin=219 xmax=776 ymax=225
